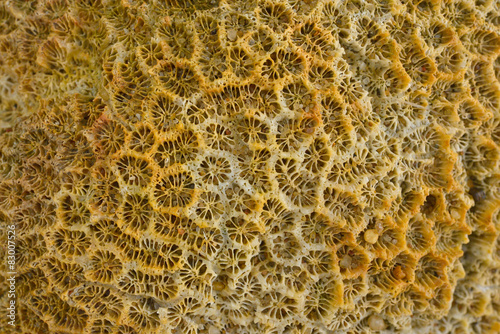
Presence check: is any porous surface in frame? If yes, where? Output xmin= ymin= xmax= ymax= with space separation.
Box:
xmin=0 ymin=0 xmax=499 ymax=333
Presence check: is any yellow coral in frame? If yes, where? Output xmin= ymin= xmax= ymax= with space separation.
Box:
xmin=0 ymin=0 xmax=499 ymax=333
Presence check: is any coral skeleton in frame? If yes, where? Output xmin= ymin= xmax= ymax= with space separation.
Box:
xmin=0 ymin=0 xmax=499 ymax=333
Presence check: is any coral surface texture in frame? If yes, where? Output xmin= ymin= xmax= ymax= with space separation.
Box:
xmin=0 ymin=0 xmax=499 ymax=333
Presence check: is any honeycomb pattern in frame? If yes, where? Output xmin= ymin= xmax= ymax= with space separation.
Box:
xmin=0 ymin=0 xmax=499 ymax=333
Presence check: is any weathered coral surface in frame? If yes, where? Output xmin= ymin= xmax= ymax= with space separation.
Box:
xmin=0 ymin=0 xmax=499 ymax=333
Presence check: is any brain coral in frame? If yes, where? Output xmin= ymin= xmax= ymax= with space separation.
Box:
xmin=0 ymin=0 xmax=500 ymax=333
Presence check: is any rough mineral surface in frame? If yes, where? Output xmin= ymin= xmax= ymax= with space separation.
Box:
xmin=0 ymin=0 xmax=499 ymax=333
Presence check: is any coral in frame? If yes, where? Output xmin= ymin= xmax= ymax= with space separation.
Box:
xmin=0 ymin=0 xmax=499 ymax=333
